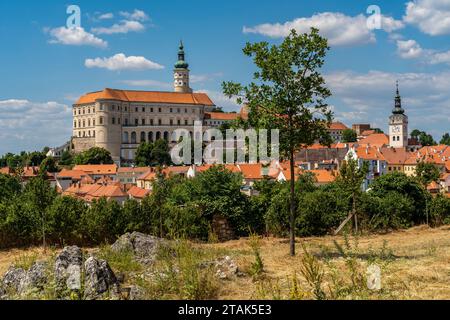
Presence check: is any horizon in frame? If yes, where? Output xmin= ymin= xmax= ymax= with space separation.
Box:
xmin=1 ymin=0 xmax=450 ymax=154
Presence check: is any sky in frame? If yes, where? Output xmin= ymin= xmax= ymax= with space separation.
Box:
xmin=0 ymin=0 xmax=450 ymax=154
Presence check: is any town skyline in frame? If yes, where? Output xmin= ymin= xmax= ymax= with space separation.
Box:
xmin=1 ymin=0 xmax=450 ymax=155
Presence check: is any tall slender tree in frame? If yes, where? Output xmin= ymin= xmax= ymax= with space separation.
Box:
xmin=223 ymin=28 xmax=333 ymax=256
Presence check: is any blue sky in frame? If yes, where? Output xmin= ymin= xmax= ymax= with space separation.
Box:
xmin=1 ymin=0 xmax=450 ymax=154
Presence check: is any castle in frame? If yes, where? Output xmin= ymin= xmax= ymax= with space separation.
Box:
xmin=72 ymin=42 xmax=245 ymax=164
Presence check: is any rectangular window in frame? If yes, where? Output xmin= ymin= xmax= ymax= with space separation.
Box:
xmin=142 ymin=118 xmax=146 ymax=125
xmin=158 ymin=119 xmax=162 ymax=125
xmin=150 ymin=119 xmax=154 ymax=125
xmin=99 ymin=117 xmax=103 ymax=125
xmin=135 ymin=118 xmax=139 ymax=125
xmin=151 ymin=108 xmax=154 ymax=112
xmin=112 ymin=118 xmax=115 ymax=125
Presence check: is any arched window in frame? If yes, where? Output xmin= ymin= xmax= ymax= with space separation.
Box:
xmin=156 ymin=132 xmax=161 ymax=140
xmin=164 ymin=131 xmax=169 ymax=141
xmin=148 ymin=132 xmax=153 ymax=142
xmin=123 ymin=132 xmax=129 ymax=143
xmin=140 ymin=132 xmax=146 ymax=143
xmin=131 ymin=132 xmax=137 ymax=144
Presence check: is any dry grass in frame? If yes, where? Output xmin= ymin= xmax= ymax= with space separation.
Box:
xmin=0 ymin=225 xmax=449 ymax=300
xmin=203 ymin=225 xmax=450 ymax=300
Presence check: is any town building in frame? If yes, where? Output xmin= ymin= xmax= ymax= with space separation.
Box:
xmin=72 ymin=42 xmax=244 ymax=165
xmin=327 ymin=122 xmax=349 ymax=142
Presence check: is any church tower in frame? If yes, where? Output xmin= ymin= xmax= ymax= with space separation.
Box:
xmin=173 ymin=41 xmax=192 ymax=93
xmin=389 ymin=82 xmax=409 ymax=148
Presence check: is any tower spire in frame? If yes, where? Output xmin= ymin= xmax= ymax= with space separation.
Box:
xmin=393 ymin=80 xmax=404 ymax=114
xmin=173 ymin=41 xmax=192 ymax=93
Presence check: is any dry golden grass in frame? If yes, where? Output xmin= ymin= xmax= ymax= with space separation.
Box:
xmin=0 ymin=225 xmax=449 ymax=300
xmin=203 ymin=225 xmax=450 ymax=300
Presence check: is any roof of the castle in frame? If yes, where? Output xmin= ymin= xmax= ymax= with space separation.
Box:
xmin=75 ymin=88 xmax=215 ymax=106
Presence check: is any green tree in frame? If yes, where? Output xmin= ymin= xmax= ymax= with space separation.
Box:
xmin=440 ymin=133 xmax=450 ymax=146
xmin=39 ymin=157 xmax=59 ymax=173
xmin=135 ymin=142 xmax=154 ymax=166
xmin=411 ymin=129 xmax=436 ymax=146
xmin=369 ymin=171 xmax=428 ymax=224
xmin=0 ymin=174 xmax=21 ymax=202
xmin=335 ymin=155 xmax=368 ymax=234
xmin=74 ymin=147 xmax=114 ymax=165
xmin=59 ymin=150 xmax=74 ymax=166
xmin=47 ymin=196 xmax=87 ymax=245
xmin=416 ymin=162 xmax=441 ymax=189
xmin=151 ymin=139 xmax=172 ymax=166
xmin=429 ymin=195 xmax=450 ymax=226
xmin=342 ymin=129 xmax=358 ymax=143
xmin=223 ymin=28 xmax=333 ymax=256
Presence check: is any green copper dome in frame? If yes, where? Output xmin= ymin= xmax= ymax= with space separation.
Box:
xmin=174 ymin=41 xmax=189 ymax=69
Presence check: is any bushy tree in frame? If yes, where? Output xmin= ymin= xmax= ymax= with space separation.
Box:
xmin=39 ymin=157 xmax=59 ymax=173
xmin=429 ymin=195 xmax=450 ymax=226
xmin=0 ymin=174 xmax=21 ymax=202
xmin=368 ymin=172 xmax=428 ymax=224
xmin=342 ymin=129 xmax=357 ymax=143
xmin=74 ymin=147 xmax=114 ymax=165
xmin=223 ymin=28 xmax=333 ymax=256
xmin=440 ymin=133 xmax=450 ymax=146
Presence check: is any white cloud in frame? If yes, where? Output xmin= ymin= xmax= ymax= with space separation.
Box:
xmin=404 ymin=0 xmax=450 ymax=35
xmin=98 ymin=13 xmax=114 ymax=20
xmin=85 ymin=53 xmax=164 ymax=71
xmin=91 ymin=20 xmax=145 ymax=35
xmin=325 ymin=70 xmax=450 ymax=136
xmin=190 ymin=73 xmax=224 ymax=84
xmin=195 ymin=90 xmax=240 ymax=112
xmin=119 ymin=9 xmax=149 ymax=22
xmin=48 ymin=27 xmax=107 ymax=48
xmin=243 ymin=12 xmax=403 ymax=46
xmin=395 ymin=38 xmax=450 ymax=64
xmin=120 ymin=79 xmax=172 ymax=89
xmin=0 ymin=100 xmax=72 ymax=154
xmin=396 ymin=39 xmax=424 ymax=58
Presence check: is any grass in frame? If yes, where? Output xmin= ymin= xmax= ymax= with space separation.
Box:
xmin=0 ymin=225 xmax=449 ymax=300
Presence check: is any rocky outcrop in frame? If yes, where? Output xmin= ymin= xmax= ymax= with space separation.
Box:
xmin=55 ymin=246 xmax=83 ymax=293
xmin=1 ymin=261 xmax=47 ymax=297
xmin=201 ymin=256 xmax=241 ymax=280
xmin=84 ymin=256 xmax=120 ymax=300
xmin=111 ymin=232 xmax=164 ymax=264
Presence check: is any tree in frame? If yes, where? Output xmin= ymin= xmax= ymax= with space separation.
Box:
xmin=411 ymin=129 xmax=436 ymax=146
xmin=335 ymin=155 xmax=368 ymax=234
xmin=223 ymin=28 xmax=333 ymax=256
xmin=39 ymin=157 xmax=59 ymax=174
xmin=59 ymin=151 xmax=74 ymax=166
xmin=440 ymin=133 xmax=450 ymax=146
xmin=0 ymin=174 xmax=21 ymax=202
xmin=74 ymin=147 xmax=114 ymax=165
xmin=342 ymin=129 xmax=357 ymax=143
xmin=135 ymin=142 xmax=154 ymax=167
xmin=369 ymin=171 xmax=428 ymax=224
xmin=151 ymin=139 xmax=172 ymax=166
xmin=416 ymin=162 xmax=441 ymax=189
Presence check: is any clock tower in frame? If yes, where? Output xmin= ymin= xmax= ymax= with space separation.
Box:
xmin=389 ymin=82 xmax=408 ymax=148
xmin=174 ymin=41 xmax=192 ymax=93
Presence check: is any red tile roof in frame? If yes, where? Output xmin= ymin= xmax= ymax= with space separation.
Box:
xmin=76 ymin=88 xmax=215 ymax=106
xmin=354 ymin=146 xmax=386 ymax=161
xmin=328 ymin=122 xmax=348 ymax=130
xmin=380 ymin=147 xmax=412 ymax=165
xmin=204 ymin=112 xmax=240 ymax=121
xmin=127 ymin=186 xmax=150 ymax=199
xmin=73 ymin=164 xmax=118 ymax=175
xmin=358 ymin=133 xmax=389 ymax=147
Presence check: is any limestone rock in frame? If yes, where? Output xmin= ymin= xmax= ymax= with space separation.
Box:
xmin=2 ymin=267 xmax=26 ymax=293
xmin=201 ymin=256 xmax=240 ymax=280
xmin=21 ymin=262 xmax=47 ymax=292
xmin=54 ymin=246 xmax=83 ymax=293
xmin=84 ymin=256 xmax=120 ymax=300
xmin=111 ymin=232 xmax=164 ymax=264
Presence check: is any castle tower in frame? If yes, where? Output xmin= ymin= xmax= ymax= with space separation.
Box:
xmin=389 ymin=81 xmax=409 ymax=148
xmin=173 ymin=41 xmax=192 ymax=93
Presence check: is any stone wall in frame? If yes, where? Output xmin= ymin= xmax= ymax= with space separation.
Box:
xmin=212 ymin=215 xmax=235 ymax=242
xmin=72 ymin=137 xmax=95 ymax=153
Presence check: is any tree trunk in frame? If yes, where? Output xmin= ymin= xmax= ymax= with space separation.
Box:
xmin=352 ymin=192 xmax=358 ymax=235
xmin=289 ymin=148 xmax=296 ymax=256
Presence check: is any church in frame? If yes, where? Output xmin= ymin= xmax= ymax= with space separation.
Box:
xmin=72 ymin=42 xmax=245 ymax=164
xmin=389 ymin=82 xmax=409 ymax=148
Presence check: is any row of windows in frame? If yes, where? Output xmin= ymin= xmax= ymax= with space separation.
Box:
xmin=76 ymin=130 xmax=96 ymax=138
xmin=74 ymin=116 xmax=200 ymax=128
xmin=74 ymin=118 xmax=97 ymax=128
xmin=123 ymin=131 xmax=201 ymax=144
xmin=392 ymin=136 xmax=404 ymax=142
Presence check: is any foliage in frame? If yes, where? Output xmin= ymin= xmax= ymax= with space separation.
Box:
xmin=428 ymin=195 xmax=450 ymax=226
xmin=440 ymin=133 xmax=450 ymax=146
xmin=59 ymin=151 xmax=74 ymax=166
xmin=73 ymin=147 xmax=113 ymax=165
xmin=368 ymin=172 xmax=428 ymax=224
xmin=342 ymin=129 xmax=358 ymax=143
xmin=410 ymin=129 xmax=436 ymax=146
xmin=415 ymin=162 xmax=440 ymax=188
xmin=39 ymin=157 xmax=59 ymax=174
xmin=223 ymin=27 xmax=333 ymax=256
